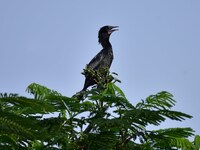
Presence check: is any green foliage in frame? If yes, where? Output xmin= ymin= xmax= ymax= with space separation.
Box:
xmin=0 ymin=68 xmax=198 ymax=149
xmin=194 ymin=135 xmax=200 ymax=150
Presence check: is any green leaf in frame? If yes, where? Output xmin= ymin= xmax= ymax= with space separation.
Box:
xmin=26 ymin=83 xmax=61 ymax=100
xmin=194 ymin=135 xmax=200 ymax=150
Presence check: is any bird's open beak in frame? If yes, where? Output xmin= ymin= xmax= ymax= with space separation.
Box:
xmin=109 ymin=26 xmax=119 ymax=34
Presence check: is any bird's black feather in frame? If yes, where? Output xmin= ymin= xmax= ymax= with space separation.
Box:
xmin=82 ymin=26 xmax=118 ymax=91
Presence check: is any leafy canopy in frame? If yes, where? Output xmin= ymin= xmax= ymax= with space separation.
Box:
xmin=0 ymin=68 xmax=199 ymax=150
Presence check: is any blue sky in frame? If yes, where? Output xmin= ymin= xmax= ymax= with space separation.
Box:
xmin=1 ymin=1 xmax=200 ymax=136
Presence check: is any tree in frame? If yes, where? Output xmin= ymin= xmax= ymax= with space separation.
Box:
xmin=0 ymin=68 xmax=199 ymax=149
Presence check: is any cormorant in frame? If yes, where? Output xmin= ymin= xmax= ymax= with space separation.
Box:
xmin=82 ymin=25 xmax=118 ymax=91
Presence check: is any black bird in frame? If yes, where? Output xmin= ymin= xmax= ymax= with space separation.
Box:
xmin=82 ymin=25 xmax=118 ymax=91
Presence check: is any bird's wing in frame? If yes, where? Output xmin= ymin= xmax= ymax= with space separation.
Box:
xmin=87 ymin=49 xmax=106 ymax=70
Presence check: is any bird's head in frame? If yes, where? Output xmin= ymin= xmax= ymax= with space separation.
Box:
xmin=98 ymin=25 xmax=118 ymax=44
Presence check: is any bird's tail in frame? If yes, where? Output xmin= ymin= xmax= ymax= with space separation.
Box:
xmin=71 ymin=89 xmax=85 ymax=101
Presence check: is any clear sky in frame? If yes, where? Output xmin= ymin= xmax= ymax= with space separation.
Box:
xmin=1 ymin=1 xmax=200 ymax=136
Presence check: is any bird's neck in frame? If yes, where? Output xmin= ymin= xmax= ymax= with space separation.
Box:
xmin=101 ymin=39 xmax=112 ymax=49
